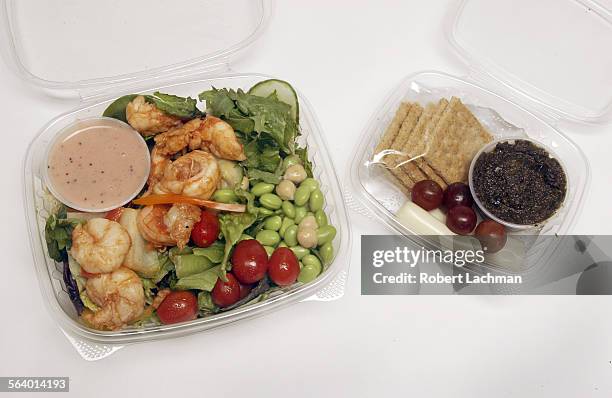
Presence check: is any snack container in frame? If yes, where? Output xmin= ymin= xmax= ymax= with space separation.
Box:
xmin=12 ymin=0 xmax=352 ymax=360
xmin=348 ymin=0 xmax=611 ymax=277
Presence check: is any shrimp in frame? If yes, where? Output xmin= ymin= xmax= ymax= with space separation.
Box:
xmin=81 ymin=267 xmax=145 ymax=331
xmin=152 ymin=150 xmax=221 ymax=200
xmin=70 ymin=218 xmax=131 ymax=274
xmin=126 ymin=95 xmax=182 ymax=136
xmin=137 ymin=203 xmax=201 ymax=249
xmin=164 ymin=203 xmax=202 ymax=248
xmin=154 ymin=116 xmax=246 ymax=161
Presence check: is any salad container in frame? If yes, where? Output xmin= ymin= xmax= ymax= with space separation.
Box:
xmin=348 ymin=0 xmax=611 ymax=279
xmin=12 ymin=0 xmax=352 ymax=360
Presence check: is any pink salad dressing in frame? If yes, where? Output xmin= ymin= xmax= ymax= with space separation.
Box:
xmin=46 ymin=118 xmax=150 ymax=211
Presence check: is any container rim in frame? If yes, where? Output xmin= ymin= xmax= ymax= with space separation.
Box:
xmin=2 ymin=0 xmax=273 ymax=90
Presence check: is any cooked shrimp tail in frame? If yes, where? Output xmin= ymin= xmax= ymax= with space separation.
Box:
xmin=70 ymin=218 xmax=131 ymax=274
xmin=126 ymin=95 xmax=182 ymax=136
xmin=154 ymin=117 xmax=246 ymax=161
xmin=81 ymin=267 xmax=145 ymax=331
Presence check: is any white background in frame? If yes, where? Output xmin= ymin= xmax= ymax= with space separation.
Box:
xmin=1 ymin=1 xmax=612 ymax=397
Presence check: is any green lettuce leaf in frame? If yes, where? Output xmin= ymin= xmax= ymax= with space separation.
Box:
xmin=199 ymin=88 xmax=297 ymax=153
xmin=145 ymin=91 xmax=202 ymax=119
xmin=102 ymin=94 xmax=138 ymax=122
xmin=45 ymin=205 xmax=81 ymax=262
xmin=218 ymin=212 xmax=257 ymax=278
xmin=174 ymin=265 xmax=222 ymax=291
xmin=102 ymin=92 xmax=202 ymax=123
xmin=197 ymin=291 xmax=217 ymax=314
xmin=79 ymin=291 xmax=100 ymax=312
xmin=192 ymin=242 xmax=225 ymax=263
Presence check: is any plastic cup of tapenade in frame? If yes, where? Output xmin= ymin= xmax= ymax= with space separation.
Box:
xmin=468 ymin=138 xmax=568 ymax=231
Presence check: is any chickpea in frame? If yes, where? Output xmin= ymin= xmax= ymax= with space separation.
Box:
xmin=283 ymin=164 xmax=307 ymax=184
xmin=276 ymin=179 xmax=296 ymax=201
xmin=297 ymin=227 xmax=318 ymax=249
xmin=298 ymin=215 xmax=318 ymax=232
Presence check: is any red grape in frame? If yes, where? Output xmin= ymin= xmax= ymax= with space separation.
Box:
xmin=443 ymin=182 xmax=473 ymax=211
xmin=446 ymin=205 xmax=477 ymax=235
xmin=474 ymin=220 xmax=507 ymax=253
xmin=411 ymin=180 xmax=443 ymax=211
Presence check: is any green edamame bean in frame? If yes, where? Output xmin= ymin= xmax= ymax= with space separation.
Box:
xmin=278 ymin=242 xmax=288 ymax=248
xmin=251 ymin=182 xmax=275 ymax=197
xmin=317 ymin=225 xmax=337 ymax=246
xmin=300 ymin=177 xmax=320 ymax=193
xmin=258 ymin=208 xmax=274 ymax=216
xmin=259 ymin=193 xmax=282 ymax=210
xmin=263 ymin=246 xmax=275 ymax=257
xmin=256 ymin=230 xmax=280 ymax=247
xmin=282 ymin=200 xmax=296 ymax=218
xmin=212 ymin=189 xmax=238 ymax=203
xmin=294 ymin=206 xmax=307 ymax=224
xmin=294 ymin=185 xmax=311 ymax=206
xmin=320 ymin=242 xmax=334 ymax=265
xmin=302 ymin=254 xmax=322 ymax=269
xmin=309 ymin=189 xmax=324 ymax=212
xmin=290 ymin=246 xmax=309 ymax=260
xmin=279 ymin=217 xmax=294 ymax=238
xmin=298 ymin=263 xmax=321 ymax=284
xmin=282 ymin=155 xmax=301 ymax=171
xmin=264 ymin=215 xmax=282 ymax=231
xmin=284 ymin=225 xmax=299 ymax=247
xmin=315 ymin=209 xmax=328 ymax=227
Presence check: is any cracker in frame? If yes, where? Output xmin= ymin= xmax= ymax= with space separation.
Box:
xmin=386 ymin=104 xmax=424 ymax=190
xmin=411 ymin=99 xmax=450 ymax=189
xmin=424 ymin=97 xmax=493 ymax=183
xmin=374 ymin=102 xmax=412 ymax=155
xmin=399 ymin=99 xmax=449 ymax=186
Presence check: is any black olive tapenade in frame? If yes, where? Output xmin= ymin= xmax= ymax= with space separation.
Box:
xmin=472 ymin=139 xmax=567 ymax=226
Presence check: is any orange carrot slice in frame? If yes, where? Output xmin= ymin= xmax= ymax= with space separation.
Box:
xmin=133 ymin=194 xmax=246 ymax=213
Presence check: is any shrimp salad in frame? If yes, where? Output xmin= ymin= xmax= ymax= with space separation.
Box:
xmin=44 ymin=80 xmax=337 ymax=331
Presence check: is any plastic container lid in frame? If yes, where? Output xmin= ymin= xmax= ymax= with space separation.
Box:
xmin=448 ymin=0 xmax=612 ymax=123
xmin=3 ymin=0 xmax=271 ymax=94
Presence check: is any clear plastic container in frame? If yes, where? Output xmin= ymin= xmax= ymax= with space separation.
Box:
xmin=468 ymin=137 xmax=569 ymax=231
xmin=16 ymin=0 xmax=352 ymax=360
xmin=348 ymin=0 xmax=611 ymax=276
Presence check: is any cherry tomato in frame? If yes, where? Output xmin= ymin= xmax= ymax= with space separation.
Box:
xmin=211 ymin=273 xmax=241 ymax=307
xmin=191 ymin=211 xmax=220 ymax=248
xmin=411 ymin=180 xmax=443 ymax=211
xmin=443 ymin=182 xmax=473 ymax=211
xmin=446 ymin=205 xmax=477 ymax=235
xmin=231 ymin=239 xmax=269 ymax=284
xmin=239 ymin=282 xmax=253 ymax=300
xmin=156 ymin=290 xmax=198 ymax=324
xmin=268 ymin=247 xmax=300 ymax=286
xmin=475 ymin=220 xmax=507 ymax=253
xmin=104 ymin=207 xmax=124 ymax=222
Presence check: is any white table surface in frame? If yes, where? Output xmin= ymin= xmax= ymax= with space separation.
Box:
xmin=1 ymin=1 xmax=611 ymax=396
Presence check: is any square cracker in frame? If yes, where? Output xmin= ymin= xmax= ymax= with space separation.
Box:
xmin=407 ymin=99 xmax=450 ymax=189
xmin=386 ymin=104 xmax=424 ymax=190
xmin=374 ymin=102 xmax=412 ymax=155
xmin=399 ymin=99 xmax=449 ymax=187
xmin=424 ymin=97 xmax=493 ymax=183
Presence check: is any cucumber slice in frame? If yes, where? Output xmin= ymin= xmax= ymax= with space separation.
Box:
xmin=249 ymin=79 xmax=299 ymax=122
